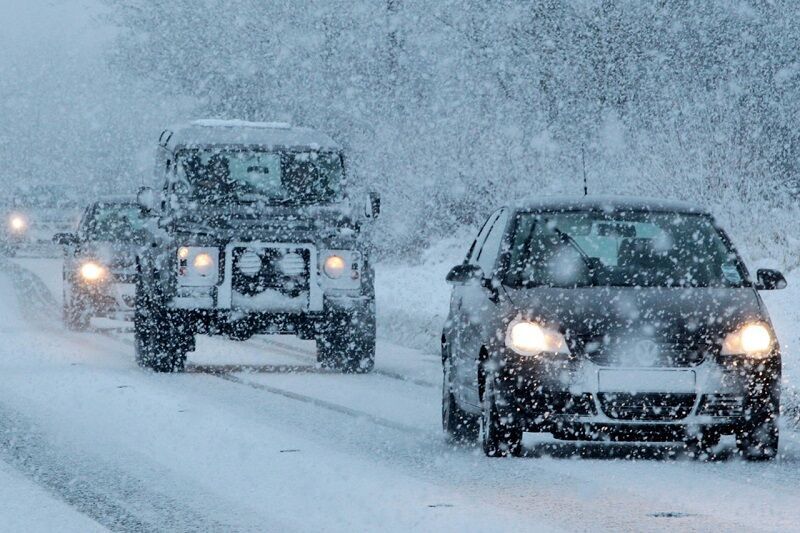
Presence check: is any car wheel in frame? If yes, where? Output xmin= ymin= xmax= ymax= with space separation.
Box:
xmin=63 ymin=281 xmax=90 ymax=331
xmin=442 ymin=355 xmax=479 ymax=444
xmin=134 ymin=280 xmax=186 ymax=373
xmin=317 ymin=306 xmax=375 ymax=374
xmin=736 ymin=413 xmax=779 ymax=461
xmin=481 ymin=373 xmax=522 ymax=457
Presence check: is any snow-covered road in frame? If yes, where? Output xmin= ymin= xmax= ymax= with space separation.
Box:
xmin=2 ymin=258 xmax=800 ymax=532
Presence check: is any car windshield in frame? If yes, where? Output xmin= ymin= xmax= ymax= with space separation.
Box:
xmin=175 ymin=149 xmax=343 ymax=205
xmin=86 ymin=204 xmax=148 ymax=242
xmin=504 ymin=210 xmax=746 ymax=288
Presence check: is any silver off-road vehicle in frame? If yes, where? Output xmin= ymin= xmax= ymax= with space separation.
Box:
xmin=135 ymin=119 xmax=379 ymax=372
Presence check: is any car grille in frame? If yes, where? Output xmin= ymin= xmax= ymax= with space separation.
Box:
xmin=598 ymin=393 xmax=696 ymax=421
xmin=231 ymin=246 xmax=310 ymax=297
xmin=581 ymin=338 xmax=713 ymax=367
xmin=697 ymin=394 xmax=745 ymax=418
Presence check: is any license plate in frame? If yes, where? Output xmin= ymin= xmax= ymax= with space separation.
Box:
xmin=598 ymin=369 xmax=696 ymax=393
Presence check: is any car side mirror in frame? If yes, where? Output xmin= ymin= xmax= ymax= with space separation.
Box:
xmin=446 ymin=263 xmax=483 ymax=285
xmin=53 ymin=232 xmax=79 ymax=246
xmin=365 ymin=191 xmax=380 ymax=219
xmin=756 ymin=268 xmax=787 ymax=290
xmin=137 ymin=186 xmax=156 ymax=212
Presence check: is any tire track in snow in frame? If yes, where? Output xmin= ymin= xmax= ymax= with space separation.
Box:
xmin=0 ymin=261 xmax=265 ymax=532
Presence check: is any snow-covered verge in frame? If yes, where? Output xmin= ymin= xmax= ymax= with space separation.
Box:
xmin=375 ymin=233 xmax=470 ymax=355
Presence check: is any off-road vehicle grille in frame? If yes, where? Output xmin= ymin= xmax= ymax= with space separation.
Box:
xmin=598 ymin=393 xmax=696 ymax=421
xmin=231 ymin=246 xmax=310 ymax=297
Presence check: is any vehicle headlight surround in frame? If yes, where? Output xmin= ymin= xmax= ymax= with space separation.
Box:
xmin=177 ymin=246 xmax=219 ymax=285
xmin=79 ymin=261 xmax=107 ymax=282
xmin=721 ymin=322 xmax=774 ymax=358
xmin=505 ymin=320 xmax=570 ymax=356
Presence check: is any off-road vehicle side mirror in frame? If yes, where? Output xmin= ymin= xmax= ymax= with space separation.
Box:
xmin=137 ymin=186 xmax=156 ymax=212
xmin=365 ymin=192 xmax=380 ymax=219
xmin=53 ymin=232 xmax=79 ymax=246
xmin=756 ymin=268 xmax=787 ymax=290
xmin=446 ymin=263 xmax=483 ymax=285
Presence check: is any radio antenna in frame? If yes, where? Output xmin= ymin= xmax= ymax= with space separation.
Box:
xmin=581 ymin=146 xmax=588 ymax=196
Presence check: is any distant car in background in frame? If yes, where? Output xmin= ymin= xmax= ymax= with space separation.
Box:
xmin=54 ymin=197 xmax=149 ymax=330
xmin=1 ymin=185 xmax=83 ymax=256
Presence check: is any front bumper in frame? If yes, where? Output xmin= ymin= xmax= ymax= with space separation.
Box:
xmin=494 ymin=350 xmax=780 ymax=438
xmin=75 ymin=281 xmax=136 ymax=317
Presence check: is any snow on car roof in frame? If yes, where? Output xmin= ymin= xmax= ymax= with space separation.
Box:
xmin=163 ymin=119 xmax=340 ymax=151
xmin=512 ymin=195 xmax=708 ymax=214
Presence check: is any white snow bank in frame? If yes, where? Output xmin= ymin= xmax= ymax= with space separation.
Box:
xmin=375 ymin=232 xmax=471 ymax=354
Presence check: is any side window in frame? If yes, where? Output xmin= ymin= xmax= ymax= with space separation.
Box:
xmin=466 ymin=212 xmax=500 ymax=264
xmin=476 ymin=210 xmax=508 ymax=276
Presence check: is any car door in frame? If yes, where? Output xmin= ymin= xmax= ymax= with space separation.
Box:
xmin=454 ymin=209 xmax=509 ymax=407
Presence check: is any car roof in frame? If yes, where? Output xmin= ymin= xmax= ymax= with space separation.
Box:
xmin=161 ymin=119 xmax=340 ymax=152
xmin=510 ymin=195 xmax=709 ymax=215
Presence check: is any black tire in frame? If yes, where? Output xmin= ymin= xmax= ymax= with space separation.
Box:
xmin=134 ymin=280 xmax=186 ymax=373
xmin=317 ymin=305 xmax=375 ymax=373
xmin=442 ymin=355 xmax=479 ymax=444
xmin=736 ymin=413 xmax=779 ymax=461
xmin=63 ymin=295 xmax=90 ymax=331
xmin=481 ymin=373 xmax=522 ymax=457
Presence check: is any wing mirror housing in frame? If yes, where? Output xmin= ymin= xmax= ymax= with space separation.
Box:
xmin=52 ymin=232 xmax=79 ymax=246
xmin=137 ymin=186 xmax=156 ymax=212
xmin=756 ymin=268 xmax=787 ymax=290
xmin=446 ymin=263 xmax=483 ymax=285
xmin=365 ymin=191 xmax=380 ymax=219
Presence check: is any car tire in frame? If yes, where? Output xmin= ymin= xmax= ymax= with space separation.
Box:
xmin=317 ymin=306 xmax=375 ymax=373
xmin=481 ymin=373 xmax=522 ymax=458
xmin=442 ymin=355 xmax=479 ymax=444
xmin=736 ymin=412 xmax=779 ymax=461
xmin=134 ymin=280 xmax=186 ymax=373
xmin=63 ymin=295 xmax=90 ymax=331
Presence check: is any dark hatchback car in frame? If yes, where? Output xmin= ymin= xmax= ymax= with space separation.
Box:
xmin=442 ymin=197 xmax=785 ymax=460
xmin=54 ymin=198 xmax=148 ymax=330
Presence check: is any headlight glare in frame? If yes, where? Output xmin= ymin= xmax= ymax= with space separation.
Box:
xmin=323 ymin=255 xmax=346 ymax=279
xmin=506 ymin=320 xmax=569 ymax=356
xmin=80 ymin=261 xmax=106 ymax=281
xmin=192 ymin=252 xmax=215 ymax=274
xmin=721 ymin=322 xmax=773 ymax=358
xmin=9 ymin=214 xmax=26 ymax=232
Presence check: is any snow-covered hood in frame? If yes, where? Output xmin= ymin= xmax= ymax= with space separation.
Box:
xmin=81 ymin=241 xmax=144 ymax=271
xmin=502 ymin=285 xmax=767 ymax=343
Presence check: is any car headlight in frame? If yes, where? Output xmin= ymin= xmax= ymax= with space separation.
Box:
xmin=505 ymin=320 xmax=570 ymax=356
xmin=79 ymin=261 xmax=107 ymax=282
xmin=323 ymin=255 xmax=346 ymax=279
xmin=177 ymin=246 xmax=219 ymax=285
xmin=8 ymin=214 xmax=27 ymax=233
xmin=721 ymin=322 xmax=774 ymax=358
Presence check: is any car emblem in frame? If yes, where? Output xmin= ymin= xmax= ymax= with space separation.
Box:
xmin=634 ymin=339 xmax=660 ymax=366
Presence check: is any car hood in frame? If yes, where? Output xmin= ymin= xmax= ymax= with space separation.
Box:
xmin=502 ymin=285 xmax=766 ymax=344
xmin=83 ymin=241 xmax=145 ymax=270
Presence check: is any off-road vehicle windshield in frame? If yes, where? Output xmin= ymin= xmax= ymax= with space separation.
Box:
xmin=505 ymin=210 xmax=746 ymax=289
xmin=175 ymin=149 xmax=343 ymax=205
xmin=87 ymin=205 xmax=148 ymax=242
